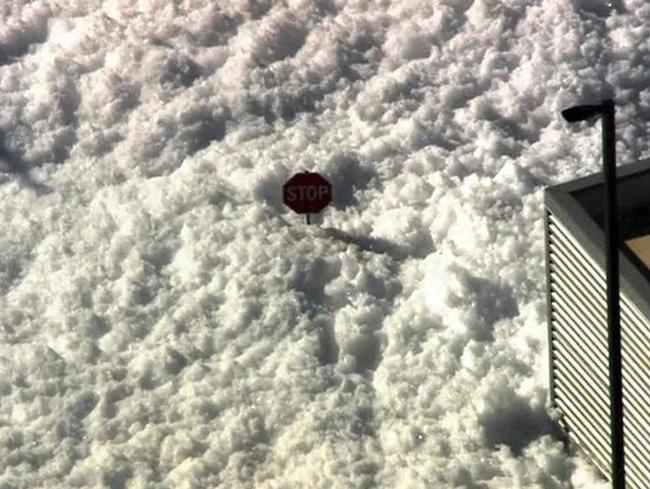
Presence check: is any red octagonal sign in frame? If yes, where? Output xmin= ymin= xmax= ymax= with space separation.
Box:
xmin=283 ymin=171 xmax=332 ymax=214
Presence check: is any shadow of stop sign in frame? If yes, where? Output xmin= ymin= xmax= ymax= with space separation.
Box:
xmin=283 ymin=172 xmax=332 ymax=214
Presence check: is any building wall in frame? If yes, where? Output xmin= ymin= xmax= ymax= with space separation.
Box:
xmin=546 ymin=210 xmax=650 ymax=488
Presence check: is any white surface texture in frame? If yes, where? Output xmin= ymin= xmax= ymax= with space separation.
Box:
xmin=1 ymin=0 xmax=648 ymax=487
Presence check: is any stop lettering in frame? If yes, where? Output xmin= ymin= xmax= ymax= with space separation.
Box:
xmin=285 ymin=185 xmax=330 ymax=202
xmin=283 ymin=172 xmax=332 ymax=214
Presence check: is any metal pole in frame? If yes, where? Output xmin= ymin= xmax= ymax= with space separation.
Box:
xmin=602 ymin=99 xmax=625 ymax=489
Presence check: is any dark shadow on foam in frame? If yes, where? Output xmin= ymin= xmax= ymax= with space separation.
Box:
xmin=481 ymin=391 xmax=567 ymax=456
xmin=248 ymin=89 xmax=324 ymax=124
xmin=0 ymin=129 xmax=52 ymax=194
xmin=323 ymin=226 xmax=409 ymax=260
xmin=321 ymin=226 xmax=420 ymax=261
xmin=575 ymin=0 xmax=626 ymax=17
xmin=325 ymin=153 xmax=375 ymax=211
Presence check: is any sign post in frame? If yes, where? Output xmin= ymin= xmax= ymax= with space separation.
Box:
xmin=283 ymin=171 xmax=332 ymax=225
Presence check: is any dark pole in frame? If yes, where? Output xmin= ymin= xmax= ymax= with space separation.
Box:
xmin=562 ymin=99 xmax=625 ymax=488
xmin=602 ymin=99 xmax=625 ymax=489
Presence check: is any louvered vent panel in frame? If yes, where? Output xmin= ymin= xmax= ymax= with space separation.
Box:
xmin=547 ymin=210 xmax=650 ymax=488
xmin=619 ymin=295 xmax=650 ymax=485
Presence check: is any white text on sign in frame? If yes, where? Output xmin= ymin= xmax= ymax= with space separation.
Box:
xmin=285 ymin=185 xmax=330 ymax=202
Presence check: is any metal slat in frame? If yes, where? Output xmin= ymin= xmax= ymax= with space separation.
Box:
xmin=622 ymin=412 xmax=650 ymax=460
xmin=618 ymin=449 xmax=647 ymax=486
xmin=546 ymin=212 xmax=558 ymax=410
xmin=551 ymin=325 xmax=607 ymax=384
xmin=548 ymin=216 xmax=604 ymax=278
xmin=548 ymin=257 xmax=650 ymax=385
xmin=550 ymin=295 xmax=607 ymax=352
xmin=557 ymin=394 xmax=647 ymax=489
xmin=619 ymin=415 xmax=650 ymax=477
xmin=553 ymin=325 xmax=650 ymax=483
xmin=550 ymin=260 xmax=607 ymax=324
xmin=623 ymin=401 xmax=650 ymax=445
xmin=552 ymin=346 xmax=609 ymax=406
xmin=554 ymin=402 xmax=609 ymax=470
xmin=548 ymin=220 xmax=605 ymax=282
xmin=555 ymin=347 xmax=650 ymax=478
xmin=621 ymin=297 xmax=649 ymax=337
xmin=553 ymin=374 xmax=610 ymax=437
xmin=549 ymin=258 xmax=607 ymax=323
xmin=621 ymin=334 xmax=650 ymax=380
xmin=621 ymin=363 xmax=650 ymax=421
xmin=550 ymin=215 xmax=650 ymax=346
xmin=550 ymin=298 xmax=608 ymax=356
xmin=554 ymin=392 xmax=610 ymax=465
xmin=622 ymin=337 xmax=650 ymax=380
xmin=565 ymin=429 xmax=611 ymax=478
xmin=549 ymin=271 xmax=606 ymax=334
xmin=552 ymin=335 xmax=608 ymax=398
xmin=621 ymin=392 xmax=650 ymax=446
xmin=553 ymin=388 xmax=609 ymax=456
xmin=622 ymin=441 xmax=650 ymax=487
xmin=621 ymin=310 xmax=650 ymax=363
xmin=548 ymin=231 xmax=605 ymax=290
xmin=549 ymin=270 xmax=606 ymax=332
xmin=548 ymin=220 xmax=603 ymax=281
xmin=552 ymin=350 xmax=607 ymax=407
xmin=553 ymin=380 xmax=609 ymax=440
xmin=621 ymin=328 xmax=650 ymax=371
xmin=551 ymin=309 xmax=650 ymax=408
xmin=550 ymin=312 xmax=607 ymax=368
xmin=548 ymin=215 xmax=594 ymax=261
xmin=549 ymin=245 xmax=606 ymax=303
xmin=621 ymin=293 xmax=650 ymax=332
xmin=547 ymin=211 xmax=650 ymax=487
xmin=564 ymin=425 xmax=611 ymax=477
xmin=552 ymin=364 xmax=608 ymax=423
xmin=620 ymin=458 xmax=645 ymax=489
xmin=550 ymin=273 xmax=607 ymax=343
xmin=550 ymin=299 xmax=608 ymax=374
xmin=622 ymin=400 xmax=650 ymax=452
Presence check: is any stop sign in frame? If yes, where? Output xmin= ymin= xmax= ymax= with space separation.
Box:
xmin=283 ymin=171 xmax=332 ymax=214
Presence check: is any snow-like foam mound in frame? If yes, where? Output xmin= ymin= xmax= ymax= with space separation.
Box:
xmin=3 ymin=0 xmax=649 ymax=486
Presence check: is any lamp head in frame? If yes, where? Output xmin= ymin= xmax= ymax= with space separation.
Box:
xmin=561 ymin=104 xmax=603 ymax=123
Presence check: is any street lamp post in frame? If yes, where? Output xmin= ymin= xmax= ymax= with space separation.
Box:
xmin=561 ymin=99 xmax=625 ymax=489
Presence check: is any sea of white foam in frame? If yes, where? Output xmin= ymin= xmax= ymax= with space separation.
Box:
xmin=3 ymin=0 xmax=649 ymax=487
